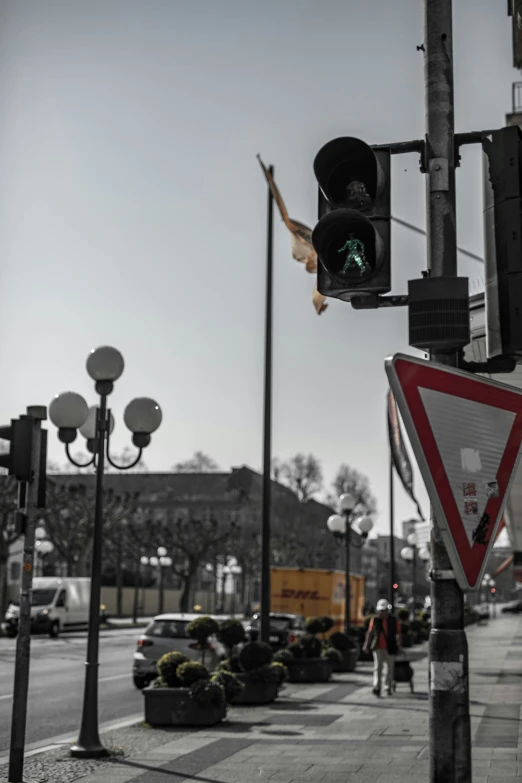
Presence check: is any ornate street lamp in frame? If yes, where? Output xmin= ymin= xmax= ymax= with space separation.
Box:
xmin=49 ymin=345 xmax=162 ymax=759
xmin=141 ymin=547 xmax=173 ymax=614
xmin=327 ymin=493 xmax=373 ymax=634
xmin=401 ymin=534 xmax=429 ymax=619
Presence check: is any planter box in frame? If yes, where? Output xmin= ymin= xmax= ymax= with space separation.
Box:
xmin=286 ymin=657 xmax=332 ymax=683
xmin=330 ymin=649 xmax=358 ymax=673
xmin=230 ymin=673 xmax=279 ymax=705
xmin=143 ymin=686 xmax=226 ymax=727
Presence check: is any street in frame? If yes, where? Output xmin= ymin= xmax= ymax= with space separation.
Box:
xmin=0 ymin=628 xmax=142 ymax=752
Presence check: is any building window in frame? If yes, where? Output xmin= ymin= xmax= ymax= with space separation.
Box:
xmin=10 ymin=562 xmax=21 ymax=582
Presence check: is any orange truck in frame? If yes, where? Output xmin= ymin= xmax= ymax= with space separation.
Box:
xmin=270 ymin=567 xmax=366 ymax=630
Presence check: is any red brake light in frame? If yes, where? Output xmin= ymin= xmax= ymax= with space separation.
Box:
xmin=138 ymin=639 xmax=153 ymax=648
xmin=289 ymin=633 xmax=297 ymax=644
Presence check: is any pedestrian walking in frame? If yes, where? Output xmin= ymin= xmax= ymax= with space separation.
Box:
xmin=363 ymin=598 xmax=401 ymax=697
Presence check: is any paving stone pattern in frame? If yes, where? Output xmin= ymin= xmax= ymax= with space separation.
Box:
xmin=4 ymin=616 xmax=522 ymax=783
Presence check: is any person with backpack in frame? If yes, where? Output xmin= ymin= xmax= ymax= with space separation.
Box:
xmin=363 ymin=598 xmax=401 ymax=697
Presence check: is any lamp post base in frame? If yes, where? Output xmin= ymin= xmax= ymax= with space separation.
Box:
xmin=70 ymin=742 xmax=109 ymax=759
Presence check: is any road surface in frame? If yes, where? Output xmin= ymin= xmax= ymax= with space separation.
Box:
xmin=0 ymin=627 xmax=143 ymax=751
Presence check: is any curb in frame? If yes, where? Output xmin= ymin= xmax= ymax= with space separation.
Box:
xmin=0 ymin=713 xmax=143 ymax=764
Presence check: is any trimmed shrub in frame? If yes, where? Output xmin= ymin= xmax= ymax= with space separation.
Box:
xmin=270 ymin=661 xmax=288 ymax=686
xmin=323 ymin=647 xmax=343 ymax=663
xmin=217 ymin=619 xmax=246 ymax=655
xmin=187 ymin=616 xmax=219 ymax=664
xmin=305 ymin=617 xmax=325 ymax=635
xmin=189 ymin=679 xmax=225 ymax=709
xmin=273 ymin=649 xmax=294 ymax=665
xmin=287 ymin=642 xmax=304 ymax=659
xmin=329 ymin=631 xmax=356 ymax=652
xmin=239 ymin=641 xmax=273 ymax=672
xmin=187 ymin=616 xmax=219 ymax=647
xmin=211 ymin=670 xmax=244 ymax=702
xmin=319 ymin=616 xmax=334 ymax=634
xmin=301 ymin=635 xmax=322 ymax=659
xmin=176 ymin=662 xmax=209 ymax=687
xmin=156 ymin=651 xmax=190 ymax=687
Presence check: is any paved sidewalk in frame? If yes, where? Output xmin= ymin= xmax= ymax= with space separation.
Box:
xmin=9 ymin=614 xmax=522 ymax=782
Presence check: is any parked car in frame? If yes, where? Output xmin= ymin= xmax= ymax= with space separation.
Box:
xmin=245 ymin=612 xmax=307 ymax=650
xmin=2 ymin=577 xmax=91 ymax=638
xmin=502 ymin=599 xmax=522 ymax=614
xmin=132 ymin=613 xmax=227 ymax=689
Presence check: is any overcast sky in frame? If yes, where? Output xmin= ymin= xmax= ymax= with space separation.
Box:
xmin=0 ymin=0 xmax=515 ymax=534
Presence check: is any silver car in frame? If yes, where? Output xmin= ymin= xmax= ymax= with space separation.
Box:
xmin=132 ymin=613 xmax=227 ymax=689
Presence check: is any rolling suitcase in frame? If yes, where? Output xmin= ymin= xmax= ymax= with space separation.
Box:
xmin=392 ymin=656 xmax=414 ymax=693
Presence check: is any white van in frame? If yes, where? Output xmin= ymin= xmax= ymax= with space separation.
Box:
xmin=3 ymin=577 xmax=91 ymax=638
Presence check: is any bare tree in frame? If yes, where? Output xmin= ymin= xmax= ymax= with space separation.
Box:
xmin=172 ymin=451 xmax=220 ymax=473
xmin=149 ymin=514 xmax=233 ymax=612
xmin=277 ymin=453 xmax=323 ymax=502
xmin=328 ymin=465 xmax=377 ymax=517
xmin=43 ymin=482 xmax=140 ymax=576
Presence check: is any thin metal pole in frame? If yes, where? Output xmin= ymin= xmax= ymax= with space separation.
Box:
xmin=260 ymin=164 xmax=274 ymax=644
xmin=71 ymin=396 xmax=109 ymax=758
xmin=344 ymin=516 xmax=351 ymax=634
xmin=424 ymin=2 xmax=471 ymax=781
xmin=158 ymin=565 xmax=164 ymax=615
xmin=389 ymin=452 xmax=395 ymax=611
xmin=8 ymin=416 xmax=43 ymax=783
xmin=132 ymin=560 xmax=139 ymax=624
xmin=412 ymin=547 xmax=417 ymax=621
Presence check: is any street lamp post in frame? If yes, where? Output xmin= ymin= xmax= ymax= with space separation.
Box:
xmin=401 ymin=538 xmax=430 ymax=620
xmin=49 ymin=345 xmax=162 ymax=759
xmin=34 ymin=525 xmax=54 ymax=576
xmin=327 ymin=493 xmax=373 ymax=634
xmin=141 ymin=548 xmax=172 ymax=614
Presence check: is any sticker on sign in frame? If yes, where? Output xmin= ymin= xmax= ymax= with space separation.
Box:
xmin=386 ymin=353 xmax=522 ymax=591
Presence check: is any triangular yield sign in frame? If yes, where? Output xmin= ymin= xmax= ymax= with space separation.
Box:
xmin=386 ymin=353 xmax=522 ymax=590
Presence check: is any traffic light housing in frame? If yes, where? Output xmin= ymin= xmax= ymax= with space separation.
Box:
xmin=312 ymin=137 xmax=391 ymax=302
xmin=0 ymin=417 xmax=34 ymax=482
xmin=482 ymin=125 xmax=522 ymax=359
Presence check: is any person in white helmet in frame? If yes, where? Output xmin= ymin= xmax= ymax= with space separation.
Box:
xmin=363 ymin=598 xmax=401 ymax=697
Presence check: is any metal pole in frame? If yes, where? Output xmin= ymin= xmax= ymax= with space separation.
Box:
xmin=158 ymin=565 xmax=164 ymax=615
xmin=260 ymin=164 xmax=274 ymax=645
xmin=412 ymin=546 xmax=417 ymax=621
xmin=132 ymin=559 xmax=139 ymax=625
xmin=71 ymin=396 xmax=109 ymax=758
xmin=8 ymin=412 xmax=44 ymax=783
xmin=424 ymin=2 xmax=471 ymax=781
xmin=389 ymin=452 xmax=395 ymax=610
xmin=344 ymin=515 xmax=351 ymax=634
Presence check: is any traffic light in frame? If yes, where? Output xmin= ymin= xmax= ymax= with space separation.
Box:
xmin=393 ymin=583 xmax=399 ymax=591
xmin=482 ymin=125 xmax=522 ymax=359
xmin=312 ymin=137 xmax=391 ymax=303
xmin=491 ymin=588 xmax=496 ymax=595
xmin=0 ymin=417 xmax=34 ymax=482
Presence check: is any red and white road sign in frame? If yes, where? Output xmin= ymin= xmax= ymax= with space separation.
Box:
xmin=386 ymin=353 xmax=522 ymax=590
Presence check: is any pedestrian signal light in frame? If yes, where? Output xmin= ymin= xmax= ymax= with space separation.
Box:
xmin=0 ymin=417 xmax=34 ymax=483
xmin=312 ymin=137 xmax=391 ymax=302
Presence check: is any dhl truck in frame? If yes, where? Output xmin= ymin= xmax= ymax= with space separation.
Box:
xmin=270 ymin=567 xmax=365 ymax=630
